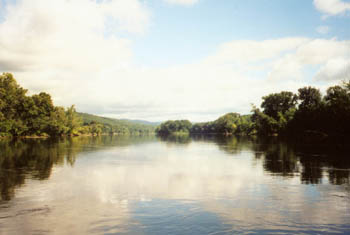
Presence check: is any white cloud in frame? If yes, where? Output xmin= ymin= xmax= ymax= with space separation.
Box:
xmin=203 ymin=38 xmax=309 ymax=65
xmin=316 ymin=25 xmax=330 ymax=34
xmin=100 ymin=0 xmax=151 ymax=34
xmin=0 ymin=0 xmax=150 ymax=106
xmin=265 ymin=39 xmax=350 ymax=82
xmin=164 ymin=0 xmax=199 ymax=6
xmin=91 ymin=38 xmax=350 ymax=121
xmin=294 ymin=38 xmax=350 ymax=65
xmin=315 ymin=58 xmax=350 ymax=81
xmin=313 ymin=0 xmax=350 ymax=16
xmin=1 ymin=1 xmax=350 ymax=122
xmin=0 ymin=0 xmax=151 ymax=73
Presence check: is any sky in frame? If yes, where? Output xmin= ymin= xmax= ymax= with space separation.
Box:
xmin=0 ymin=0 xmax=350 ymax=122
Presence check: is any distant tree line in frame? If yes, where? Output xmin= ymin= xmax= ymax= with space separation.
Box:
xmin=156 ymin=113 xmax=254 ymax=136
xmin=156 ymin=120 xmax=192 ymax=136
xmin=157 ymin=81 xmax=350 ymax=142
xmin=191 ymin=113 xmax=253 ymax=135
xmin=0 ymin=73 xmax=155 ymax=137
xmin=78 ymin=112 xmax=155 ymax=136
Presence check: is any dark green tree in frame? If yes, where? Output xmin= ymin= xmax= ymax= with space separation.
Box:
xmin=0 ymin=73 xmax=29 ymax=136
xmin=298 ymin=87 xmax=322 ymax=111
xmin=261 ymin=91 xmax=297 ymax=120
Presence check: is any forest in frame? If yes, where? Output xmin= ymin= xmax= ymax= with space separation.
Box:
xmin=0 ymin=73 xmax=155 ymax=137
xmin=157 ymin=81 xmax=350 ymax=142
xmin=2 ymin=72 xmax=350 ymax=141
xmin=156 ymin=113 xmax=253 ymax=136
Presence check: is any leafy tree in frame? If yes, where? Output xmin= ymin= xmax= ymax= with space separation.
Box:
xmin=47 ymin=107 xmax=69 ymax=136
xmin=158 ymin=113 xmax=255 ymax=136
xmin=298 ymin=87 xmax=322 ymax=111
xmin=287 ymin=87 xmax=324 ymax=135
xmin=251 ymin=106 xmax=279 ymax=135
xmin=0 ymin=73 xmax=156 ymax=137
xmin=261 ymin=91 xmax=297 ymax=120
xmin=156 ymin=120 xmax=192 ymax=136
xmin=0 ymin=73 xmax=29 ymax=136
xmin=323 ymin=84 xmax=350 ymax=136
xmin=65 ymin=105 xmax=82 ymax=136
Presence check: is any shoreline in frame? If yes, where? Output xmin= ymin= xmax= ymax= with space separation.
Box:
xmin=0 ymin=132 xmax=156 ymax=140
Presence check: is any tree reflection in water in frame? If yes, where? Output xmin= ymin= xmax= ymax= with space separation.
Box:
xmin=158 ymin=134 xmax=192 ymax=145
xmin=250 ymin=137 xmax=349 ymax=186
xmin=1 ymin=135 xmax=349 ymax=202
xmin=0 ymin=135 xmax=156 ymax=201
xmin=161 ymin=135 xmax=350 ymax=187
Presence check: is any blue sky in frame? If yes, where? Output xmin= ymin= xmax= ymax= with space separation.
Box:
xmin=131 ymin=0 xmax=350 ymax=67
xmin=0 ymin=0 xmax=350 ymax=121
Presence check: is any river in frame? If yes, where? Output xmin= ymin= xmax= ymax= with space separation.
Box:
xmin=0 ymin=135 xmax=349 ymax=234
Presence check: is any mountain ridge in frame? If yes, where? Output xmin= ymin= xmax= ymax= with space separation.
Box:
xmin=77 ymin=112 xmax=160 ymax=126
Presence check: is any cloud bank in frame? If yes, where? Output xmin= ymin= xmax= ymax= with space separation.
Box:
xmin=0 ymin=0 xmax=350 ymax=122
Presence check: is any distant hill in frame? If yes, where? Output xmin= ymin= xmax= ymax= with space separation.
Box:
xmin=120 ymin=119 xmax=160 ymax=126
xmin=77 ymin=112 xmax=159 ymax=127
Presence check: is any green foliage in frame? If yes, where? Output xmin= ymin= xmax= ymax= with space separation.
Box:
xmin=65 ymin=105 xmax=82 ymax=135
xmin=0 ymin=73 xmax=80 ymax=137
xmin=323 ymin=84 xmax=350 ymax=136
xmin=0 ymin=73 xmax=29 ymax=136
xmin=156 ymin=120 xmax=192 ymax=136
xmin=251 ymin=91 xmax=298 ymax=136
xmin=0 ymin=73 xmax=155 ymax=137
xmin=3 ymin=72 xmax=350 ymax=141
xmin=261 ymin=91 xmax=297 ymax=120
xmin=252 ymin=107 xmax=279 ymax=135
xmin=157 ymin=113 xmax=255 ymax=136
xmin=158 ymin=80 xmax=350 ymax=140
xmin=287 ymin=87 xmax=324 ymax=135
xmin=208 ymin=113 xmax=254 ymax=135
xmin=77 ymin=112 xmax=156 ymax=135
xmin=297 ymin=87 xmax=322 ymax=111
xmin=254 ymin=81 xmax=350 ymax=139
xmin=214 ymin=113 xmax=239 ymax=134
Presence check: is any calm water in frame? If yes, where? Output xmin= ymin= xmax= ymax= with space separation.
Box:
xmin=0 ymin=135 xmax=349 ymax=234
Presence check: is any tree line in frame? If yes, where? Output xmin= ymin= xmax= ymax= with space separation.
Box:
xmin=78 ymin=112 xmax=155 ymax=136
xmin=156 ymin=113 xmax=254 ymax=136
xmin=0 ymin=73 xmax=155 ymax=137
xmin=252 ymin=81 xmax=350 ymax=141
xmin=157 ymin=81 xmax=350 ymax=142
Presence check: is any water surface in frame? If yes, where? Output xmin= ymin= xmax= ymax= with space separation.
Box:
xmin=0 ymin=136 xmax=349 ymax=234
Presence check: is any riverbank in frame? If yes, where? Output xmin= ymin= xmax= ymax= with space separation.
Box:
xmin=0 ymin=132 xmax=156 ymax=140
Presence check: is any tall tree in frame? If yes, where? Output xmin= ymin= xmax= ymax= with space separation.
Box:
xmin=261 ymin=91 xmax=297 ymax=120
xmin=298 ymin=87 xmax=322 ymax=111
xmin=65 ymin=105 xmax=82 ymax=135
xmin=0 ymin=73 xmax=28 ymax=136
